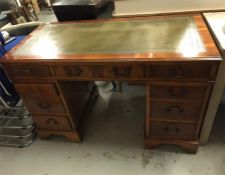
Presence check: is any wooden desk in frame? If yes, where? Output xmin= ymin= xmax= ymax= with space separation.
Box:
xmin=0 ymin=14 xmax=221 ymax=153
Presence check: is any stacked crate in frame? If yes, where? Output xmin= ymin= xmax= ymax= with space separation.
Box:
xmin=0 ymin=103 xmax=36 ymax=147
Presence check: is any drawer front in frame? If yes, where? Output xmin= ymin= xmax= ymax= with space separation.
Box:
xmin=150 ymin=84 xmax=208 ymax=100
xmin=15 ymin=84 xmax=59 ymax=98
xmin=149 ymin=62 xmax=216 ymax=80
xmin=33 ymin=115 xmax=72 ymax=131
xmin=106 ymin=65 xmax=146 ymax=79
xmin=53 ymin=65 xmax=146 ymax=79
xmin=53 ymin=65 xmax=107 ymax=78
xmin=5 ymin=65 xmax=51 ymax=78
xmin=150 ymin=101 xmax=202 ymax=121
xmin=24 ymin=98 xmax=66 ymax=115
xmin=149 ymin=122 xmax=196 ymax=140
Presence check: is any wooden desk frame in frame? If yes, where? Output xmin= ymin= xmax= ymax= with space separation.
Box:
xmin=0 ymin=14 xmax=222 ymax=154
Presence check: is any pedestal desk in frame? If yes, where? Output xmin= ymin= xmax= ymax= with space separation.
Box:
xmin=0 ymin=14 xmax=221 ymax=153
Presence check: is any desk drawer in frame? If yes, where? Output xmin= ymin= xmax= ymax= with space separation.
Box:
xmin=33 ymin=115 xmax=72 ymax=131
xmin=149 ymin=62 xmax=217 ymax=80
xmin=53 ymin=65 xmax=146 ymax=79
xmin=24 ymin=98 xmax=66 ymax=115
xmin=53 ymin=65 xmax=106 ymax=78
xmin=5 ymin=65 xmax=51 ymax=78
xmin=150 ymin=83 xmax=208 ymax=100
xmin=106 ymin=65 xmax=146 ymax=79
xmin=150 ymin=101 xmax=202 ymax=121
xmin=149 ymin=122 xmax=196 ymax=140
xmin=15 ymin=84 xmax=59 ymax=98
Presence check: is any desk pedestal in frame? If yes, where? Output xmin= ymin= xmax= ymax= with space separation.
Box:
xmin=1 ymin=61 xmax=218 ymax=153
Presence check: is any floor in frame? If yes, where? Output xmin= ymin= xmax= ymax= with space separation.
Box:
xmin=0 ymin=83 xmax=224 ymax=175
xmin=0 ymin=8 xmax=225 ymax=175
xmin=37 ymin=8 xmax=57 ymax=23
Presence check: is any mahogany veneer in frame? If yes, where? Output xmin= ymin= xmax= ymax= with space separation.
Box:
xmin=0 ymin=14 xmax=222 ymax=153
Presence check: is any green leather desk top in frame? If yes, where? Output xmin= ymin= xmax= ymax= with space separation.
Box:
xmin=13 ymin=16 xmax=205 ymax=57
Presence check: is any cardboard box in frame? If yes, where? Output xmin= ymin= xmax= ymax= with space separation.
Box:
xmin=31 ymin=0 xmax=40 ymax=14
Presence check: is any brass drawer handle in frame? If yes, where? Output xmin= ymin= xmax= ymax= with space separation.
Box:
xmin=37 ymin=102 xmax=50 ymax=109
xmin=112 ymin=66 xmax=132 ymax=78
xmin=164 ymin=125 xmax=180 ymax=135
xmin=64 ymin=66 xmax=83 ymax=76
xmin=90 ymin=65 xmax=104 ymax=77
xmin=46 ymin=118 xmax=58 ymax=125
xmin=166 ymin=105 xmax=184 ymax=113
xmin=28 ymin=89 xmax=36 ymax=97
xmin=168 ymin=67 xmax=192 ymax=78
xmin=167 ymin=87 xmax=187 ymax=97
xmin=22 ymin=69 xmax=32 ymax=73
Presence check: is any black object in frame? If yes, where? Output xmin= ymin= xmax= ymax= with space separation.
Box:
xmin=0 ymin=0 xmax=17 ymax=12
xmin=52 ymin=0 xmax=115 ymax=21
xmin=0 ymin=17 xmax=9 ymax=28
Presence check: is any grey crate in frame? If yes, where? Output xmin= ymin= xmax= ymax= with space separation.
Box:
xmin=0 ymin=131 xmax=36 ymax=148
xmin=0 ymin=116 xmax=34 ymax=129
xmin=0 ymin=125 xmax=35 ymax=137
xmin=0 ymin=107 xmax=30 ymax=119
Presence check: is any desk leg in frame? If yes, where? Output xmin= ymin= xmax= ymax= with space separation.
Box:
xmin=144 ymin=137 xmax=199 ymax=154
xmin=38 ymin=130 xmax=81 ymax=143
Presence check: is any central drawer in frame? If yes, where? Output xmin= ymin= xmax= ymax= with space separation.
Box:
xmin=53 ymin=65 xmax=106 ymax=78
xmin=106 ymin=65 xmax=146 ymax=79
xmin=53 ymin=64 xmax=146 ymax=79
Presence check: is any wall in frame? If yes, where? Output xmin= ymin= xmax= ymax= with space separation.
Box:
xmin=114 ymin=0 xmax=225 ymax=16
